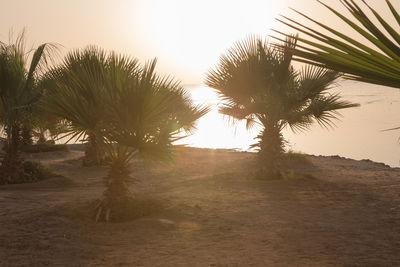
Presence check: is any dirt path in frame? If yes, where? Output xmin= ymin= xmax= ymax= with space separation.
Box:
xmin=0 ymin=148 xmax=399 ymax=266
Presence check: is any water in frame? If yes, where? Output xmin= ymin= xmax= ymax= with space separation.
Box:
xmin=179 ymin=81 xmax=400 ymax=167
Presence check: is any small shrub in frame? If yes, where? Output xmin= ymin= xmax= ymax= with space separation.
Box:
xmin=252 ymin=169 xmax=283 ymax=180
xmin=282 ymin=150 xmax=312 ymax=166
xmin=248 ymin=151 xmax=313 ymax=180
xmin=106 ymin=196 xmax=165 ymax=222
xmin=69 ymin=196 xmax=165 ymax=222
xmin=22 ymin=161 xmax=53 ymax=182
xmin=74 ymin=196 xmax=165 ymax=222
xmin=281 ymin=170 xmax=296 ymax=180
xmin=22 ymin=144 xmax=69 ymax=153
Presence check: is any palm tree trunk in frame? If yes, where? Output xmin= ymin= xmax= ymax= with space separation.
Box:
xmin=21 ymin=124 xmax=33 ymax=146
xmin=37 ymin=132 xmax=46 ymax=144
xmin=0 ymin=124 xmax=24 ymax=184
xmin=96 ymin=158 xmax=130 ymax=222
xmin=83 ymin=131 xmax=102 ymax=166
xmin=258 ymin=123 xmax=285 ymax=178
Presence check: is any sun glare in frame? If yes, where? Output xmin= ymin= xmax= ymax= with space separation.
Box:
xmin=175 ymin=86 xmax=261 ymax=150
xmin=138 ymin=0 xmax=284 ymax=82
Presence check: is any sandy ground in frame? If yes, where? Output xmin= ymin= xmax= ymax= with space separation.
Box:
xmin=0 ymin=147 xmax=400 ymax=266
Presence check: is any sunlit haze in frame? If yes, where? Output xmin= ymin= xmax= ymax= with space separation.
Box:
xmin=2 ymin=0 xmax=400 ymax=166
xmin=2 ymin=1 xmax=398 ymax=83
xmin=2 ymin=0 xmax=290 ymax=84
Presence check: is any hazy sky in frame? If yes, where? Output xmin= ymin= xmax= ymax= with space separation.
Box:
xmin=1 ymin=0 xmax=398 ymax=84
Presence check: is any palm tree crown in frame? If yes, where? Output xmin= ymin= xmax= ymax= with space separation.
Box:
xmin=104 ymin=58 xmax=208 ymax=160
xmin=42 ymin=46 xmax=128 ymax=165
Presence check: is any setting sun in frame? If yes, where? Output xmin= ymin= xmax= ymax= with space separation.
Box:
xmin=134 ymin=0 xmax=285 ymax=83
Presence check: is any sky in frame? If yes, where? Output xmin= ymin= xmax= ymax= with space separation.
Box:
xmin=2 ymin=0 xmax=398 ymax=84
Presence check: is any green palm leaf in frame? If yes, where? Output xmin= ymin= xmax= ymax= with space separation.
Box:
xmin=276 ymin=0 xmax=400 ymax=88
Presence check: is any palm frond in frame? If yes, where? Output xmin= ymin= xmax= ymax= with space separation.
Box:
xmin=305 ymin=93 xmax=359 ymax=128
xmin=382 ymin=126 xmax=400 ymax=132
xmin=275 ymin=0 xmax=400 ymax=88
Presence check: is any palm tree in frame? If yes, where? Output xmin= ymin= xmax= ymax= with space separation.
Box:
xmin=0 ymin=30 xmax=54 ymax=184
xmin=97 ymin=57 xmax=208 ymax=221
xmin=275 ymin=0 xmax=400 ymax=88
xmin=42 ymin=46 xmax=123 ymax=165
xmin=44 ymin=48 xmax=208 ymax=221
xmin=206 ymin=37 xmax=358 ymax=177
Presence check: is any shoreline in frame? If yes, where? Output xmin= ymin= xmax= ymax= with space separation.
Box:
xmin=65 ymin=143 xmax=400 ymax=169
